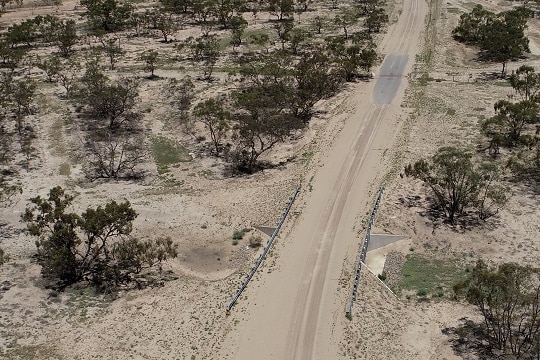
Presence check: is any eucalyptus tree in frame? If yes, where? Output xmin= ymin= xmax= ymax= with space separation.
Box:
xmin=405 ymin=146 xmax=507 ymax=224
xmin=23 ymin=187 xmax=178 ymax=290
xmin=193 ymin=98 xmax=231 ymax=155
xmin=454 ymin=260 xmax=540 ymax=358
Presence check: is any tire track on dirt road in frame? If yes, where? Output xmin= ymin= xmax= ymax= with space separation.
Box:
xmin=224 ymin=0 xmax=427 ymax=358
xmin=285 ymin=0 xmax=424 ymax=358
xmin=286 ymin=105 xmax=388 ymax=360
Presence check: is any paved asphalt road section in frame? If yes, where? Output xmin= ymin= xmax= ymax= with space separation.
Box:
xmin=373 ymin=54 xmax=409 ymax=104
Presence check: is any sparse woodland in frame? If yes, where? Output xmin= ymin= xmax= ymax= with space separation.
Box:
xmin=0 ymin=0 xmax=388 ymax=288
xmin=1 ymin=0 xmax=540 ymax=358
xmin=0 ymin=0 xmax=388 ymax=183
xmin=406 ymin=4 xmax=540 ymax=228
xmin=402 ymin=4 xmax=540 ymax=358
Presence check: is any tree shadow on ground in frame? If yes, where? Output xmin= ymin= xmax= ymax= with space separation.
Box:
xmin=477 ymin=71 xmax=505 ymax=81
xmin=222 ymin=157 xmax=295 ymax=177
xmin=400 ymin=194 xmax=502 ymax=232
xmin=0 ymin=223 xmax=24 ymax=240
xmin=442 ymin=317 xmax=498 ymax=360
xmin=426 ymin=206 xmax=502 ymax=233
xmin=509 ymin=171 xmax=540 ymax=198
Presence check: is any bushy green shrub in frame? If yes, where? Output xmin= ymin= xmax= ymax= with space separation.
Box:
xmin=232 ymin=230 xmax=244 ymax=240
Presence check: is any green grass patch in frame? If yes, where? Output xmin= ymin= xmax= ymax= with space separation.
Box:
xmin=416 ymin=287 xmax=427 ymax=296
xmin=214 ymin=65 xmax=241 ymax=75
xmin=158 ymin=173 xmax=184 ymax=187
xmin=243 ymin=28 xmax=272 ymax=43
xmin=218 ymin=35 xmax=231 ymax=51
xmin=151 ymin=136 xmax=192 ymax=173
xmin=399 ymin=254 xmax=468 ymax=297
xmin=301 ymin=150 xmax=314 ymax=165
xmin=447 ymin=7 xmax=461 ymax=14
xmin=59 ymin=163 xmax=71 ymax=176
xmin=446 ymin=108 xmax=456 ymax=116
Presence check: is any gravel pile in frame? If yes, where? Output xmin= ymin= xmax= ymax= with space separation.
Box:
xmin=382 ymin=251 xmax=406 ymax=290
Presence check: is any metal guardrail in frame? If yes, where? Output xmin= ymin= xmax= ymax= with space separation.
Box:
xmin=346 ymin=186 xmax=385 ymax=318
xmin=226 ymin=185 xmax=301 ymax=314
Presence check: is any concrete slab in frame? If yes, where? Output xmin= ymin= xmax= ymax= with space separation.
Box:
xmin=366 ymin=237 xmax=412 ymax=276
xmin=368 ymin=234 xmax=407 ymax=250
xmin=254 ymin=226 xmax=276 ymax=237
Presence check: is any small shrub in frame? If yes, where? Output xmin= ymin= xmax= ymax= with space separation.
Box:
xmin=59 ymin=163 xmax=70 ymax=176
xmin=248 ymin=235 xmax=262 ymax=248
xmin=201 ymin=223 xmax=208 ymax=229
xmin=151 ymin=136 xmax=192 ymax=168
xmin=417 ymin=287 xmax=428 ymax=296
xmin=232 ymin=239 xmax=239 ymax=246
xmin=232 ymin=230 xmax=244 ymax=240
xmin=0 ymin=248 xmax=5 ymax=266
xmin=377 ymin=271 xmax=387 ymax=281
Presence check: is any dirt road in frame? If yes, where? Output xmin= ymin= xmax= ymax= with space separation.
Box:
xmin=222 ymin=0 xmax=427 ymax=358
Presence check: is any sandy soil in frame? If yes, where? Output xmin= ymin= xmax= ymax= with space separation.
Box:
xmin=1 ymin=0 xmax=540 ymax=359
